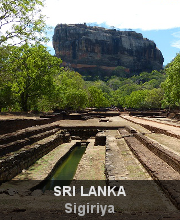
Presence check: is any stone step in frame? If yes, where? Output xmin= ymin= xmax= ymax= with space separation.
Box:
xmin=0 ymin=123 xmax=60 ymax=145
xmin=0 ymin=114 xmax=64 ymax=135
xmin=119 ymin=127 xmax=180 ymax=175
xmin=0 ymin=131 xmax=70 ymax=182
xmin=134 ymin=132 xmax=180 ymax=174
xmin=118 ymin=128 xmax=180 ymax=209
xmin=0 ymin=128 xmax=60 ymax=157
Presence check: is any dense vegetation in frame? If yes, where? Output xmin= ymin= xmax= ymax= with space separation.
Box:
xmin=0 ymin=0 xmax=180 ymax=112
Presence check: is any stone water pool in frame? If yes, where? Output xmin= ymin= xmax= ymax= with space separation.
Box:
xmin=37 ymin=142 xmax=88 ymax=191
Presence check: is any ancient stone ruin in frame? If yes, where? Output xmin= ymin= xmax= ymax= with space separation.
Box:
xmin=2 ymin=110 xmax=180 ymax=219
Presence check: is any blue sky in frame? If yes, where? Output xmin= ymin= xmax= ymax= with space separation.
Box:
xmin=43 ymin=0 xmax=180 ymax=66
xmin=133 ymin=28 xmax=180 ymax=65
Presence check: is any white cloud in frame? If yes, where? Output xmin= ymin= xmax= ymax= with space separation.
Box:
xmin=171 ymin=40 xmax=180 ymax=49
xmin=172 ymin=31 xmax=180 ymax=38
xmin=171 ymin=31 xmax=180 ymax=48
xmin=43 ymin=0 xmax=180 ymax=30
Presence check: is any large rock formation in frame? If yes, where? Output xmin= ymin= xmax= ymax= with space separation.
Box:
xmin=53 ymin=24 xmax=164 ymax=77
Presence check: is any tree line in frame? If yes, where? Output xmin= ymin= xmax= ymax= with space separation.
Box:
xmin=0 ymin=0 xmax=180 ymax=112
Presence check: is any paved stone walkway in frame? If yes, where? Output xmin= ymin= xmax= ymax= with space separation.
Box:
xmin=121 ymin=115 xmax=180 ymax=136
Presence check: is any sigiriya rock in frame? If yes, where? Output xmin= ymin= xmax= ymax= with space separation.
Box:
xmin=53 ymin=23 xmax=164 ymax=77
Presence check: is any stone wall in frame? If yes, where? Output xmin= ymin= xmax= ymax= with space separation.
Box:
xmin=0 ymin=131 xmax=70 ymax=182
xmin=133 ymin=133 xmax=180 ymax=174
xmin=66 ymin=128 xmax=98 ymax=139
xmin=0 ymin=114 xmax=63 ymax=135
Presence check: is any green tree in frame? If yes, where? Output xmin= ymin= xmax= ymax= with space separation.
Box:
xmin=53 ymin=70 xmax=88 ymax=110
xmin=107 ymin=77 xmax=122 ymax=90
xmin=145 ymin=88 xmax=164 ymax=109
xmin=0 ymin=46 xmax=13 ymax=110
xmin=125 ymin=90 xmax=149 ymax=109
xmin=142 ymin=79 xmax=159 ymax=90
xmin=65 ymin=89 xmax=88 ymax=111
xmin=162 ymin=53 xmax=180 ymax=108
xmin=3 ymin=43 xmax=62 ymax=111
xmin=112 ymin=66 xmax=130 ymax=78
xmin=87 ymin=86 xmax=110 ymax=108
xmin=0 ymin=82 xmax=15 ymax=111
xmin=110 ymin=90 xmax=126 ymax=108
xmin=107 ymin=78 xmax=141 ymax=108
xmin=132 ymin=70 xmax=166 ymax=86
xmin=0 ymin=0 xmax=47 ymax=46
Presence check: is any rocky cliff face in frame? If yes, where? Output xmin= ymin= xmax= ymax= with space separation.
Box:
xmin=53 ymin=24 xmax=164 ymax=76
